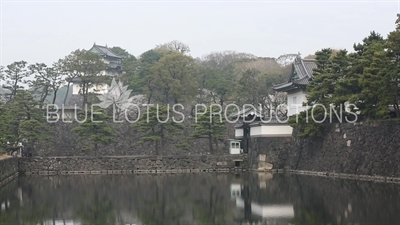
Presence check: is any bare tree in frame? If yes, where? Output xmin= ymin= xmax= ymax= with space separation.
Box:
xmin=276 ymin=53 xmax=298 ymax=67
xmin=156 ymin=40 xmax=191 ymax=54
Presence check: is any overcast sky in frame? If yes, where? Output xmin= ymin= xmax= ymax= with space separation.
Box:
xmin=0 ymin=1 xmax=398 ymax=66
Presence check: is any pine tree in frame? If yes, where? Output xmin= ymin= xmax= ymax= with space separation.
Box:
xmin=190 ymin=105 xmax=226 ymax=154
xmin=71 ymin=110 xmax=115 ymax=154
xmin=386 ymin=14 xmax=400 ymax=116
xmin=134 ymin=105 xmax=185 ymax=156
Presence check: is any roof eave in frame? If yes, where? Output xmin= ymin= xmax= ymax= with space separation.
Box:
xmin=274 ymin=83 xmax=306 ymax=92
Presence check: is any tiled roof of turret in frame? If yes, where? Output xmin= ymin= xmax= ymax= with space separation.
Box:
xmin=90 ymin=44 xmax=123 ymax=59
xmin=273 ymin=56 xmax=317 ymax=92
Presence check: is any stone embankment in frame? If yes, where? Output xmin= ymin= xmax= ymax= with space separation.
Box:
xmin=0 ymin=157 xmax=19 ymax=187
xmin=19 ymin=155 xmax=248 ymax=175
xmin=289 ymin=121 xmax=400 ymax=178
xmin=249 ymin=120 xmax=400 ymax=181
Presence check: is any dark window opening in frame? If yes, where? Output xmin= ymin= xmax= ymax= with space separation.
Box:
xmin=235 ymin=161 xmax=241 ymax=167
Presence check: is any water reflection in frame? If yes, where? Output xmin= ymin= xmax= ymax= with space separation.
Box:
xmin=0 ymin=173 xmax=399 ymax=225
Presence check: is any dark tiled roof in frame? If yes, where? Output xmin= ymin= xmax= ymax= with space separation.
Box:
xmin=249 ymin=117 xmax=289 ymax=125
xmin=274 ymin=57 xmax=317 ymax=91
xmin=229 ymin=107 xmax=262 ymax=119
xmin=302 ymin=59 xmax=317 ymax=78
xmin=90 ymin=44 xmax=123 ymax=59
xmin=292 ymin=76 xmax=310 ymax=85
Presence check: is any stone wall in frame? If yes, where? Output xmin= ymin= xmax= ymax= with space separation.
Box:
xmin=249 ymin=137 xmax=292 ymax=170
xmin=288 ymin=120 xmax=400 ymax=178
xmin=0 ymin=157 xmax=18 ymax=187
xmin=19 ymin=155 xmax=248 ymax=174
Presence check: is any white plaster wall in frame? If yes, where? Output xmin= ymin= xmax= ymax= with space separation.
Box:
xmin=261 ymin=125 xmax=293 ymax=137
xmin=249 ymin=125 xmax=293 ymax=137
xmin=250 ymin=126 xmax=262 ymax=136
xmin=235 ymin=128 xmax=244 ymax=138
xmin=72 ymin=83 xmax=80 ymax=95
xmin=287 ymin=90 xmax=307 ymax=116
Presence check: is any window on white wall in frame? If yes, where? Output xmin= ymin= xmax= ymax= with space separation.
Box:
xmin=293 ymin=96 xmax=297 ymax=105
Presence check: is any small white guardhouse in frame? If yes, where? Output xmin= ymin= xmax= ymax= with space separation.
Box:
xmin=228 ymin=139 xmax=242 ymax=154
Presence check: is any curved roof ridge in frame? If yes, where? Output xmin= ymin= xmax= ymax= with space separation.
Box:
xmin=299 ymin=57 xmax=310 ymax=78
xmin=91 ymin=44 xmax=123 ymax=59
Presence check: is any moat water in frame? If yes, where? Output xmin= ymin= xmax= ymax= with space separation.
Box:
xmin=0 ymin=173 xmax=400 ymax=225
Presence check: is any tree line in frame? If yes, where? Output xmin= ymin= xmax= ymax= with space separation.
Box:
xmin=4 ymin=9 xmax=400 ymax=154
xmin=0 ymin=40 xmax=291 ymax=155
xmin=290 ymin=14 xmax=400 ymax=138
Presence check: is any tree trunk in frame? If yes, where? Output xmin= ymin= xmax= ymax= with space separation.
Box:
xmin=160 ymin=126 xmax=165 ymax=156
xmin=63 ymin=82 xmax=71 ymax=105
xmin=82 ymin=83 xmax=87 ymax=108
xmin=214 ymin=137 xmax=219 ymax=152
xmin=208 ymin=132 xmax=213 ymax=154
xmin=52 ymin=89 xmax=58 ymax=105
xmin=39 ymin=86 xmax=49 ymax=110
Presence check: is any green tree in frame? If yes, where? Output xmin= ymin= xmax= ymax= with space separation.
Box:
xmin=128 ymin=48 xmax=167 ymax=96
xmin=148 ymin=52 xmax=198 ymax=104
xmin=110 ymin=46 xmax=138 ymax=92
xmin=236 ymin=68 xmax=263 ymax=106
xmin=0 ymin=90 xmax=43 ymax=153
xmin=289 ymin=49 xmax=352 ymax=138
xmin=386 ymin=14 xmax=400 ymax=116
xmin=0 ymin=66 xmax=4 ymax=79
xmin=203 ymin=66 xmax=235 ymax=106
xmin=134 ymin=105 xmax=184 ymax=156
xmin=0 ymin=101 xmax=18 ymax=154
xmin=358 ymin=41 xmax=392 ymax=119
xmin=62 ymin=49 xmax=106 ymax=107
xmin=190 ymin=105 xmax=226 ymax=154
xmin=71 ymin=110 xmax=115 ymax=154
xmin=3 ymin=61 xmax=29 ymax=101
xmin=28 ymin=62 xmax=65 ymax=108
xmin=19 ymin=119 xmax=47 ymax=156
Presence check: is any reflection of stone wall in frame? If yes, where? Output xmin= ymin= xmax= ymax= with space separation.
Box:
xmin=289 ymin=121 xmax=400 ymax=177
xmin=19 ymin=155 xmax=248 ymax=174
xmin=291 ymin=175 xmax=400 ymax=225
xmin=0 ymin=158 xmax=18 ymax=187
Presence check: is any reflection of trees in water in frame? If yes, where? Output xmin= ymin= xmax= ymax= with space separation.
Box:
xmin=137 ymin=179 xmax=185 ymax=225
xmin=0 ymin=174 xmax=237 ymax=224
xmin=0 ymin=178 xmax=54 ymax=225
xmin=136 ymin=174 xmax=236 ymax=225
xmin=1 ymin=173 xmax=400 ymax=225
xmin=291 ymin=175 xmax=332 ymax=225
xmin=191 ymin=185 xmax=231 ymax=225
xmin=291 ymin=175 xmax=400 ymax=225
xmin=76 ymin=192 xmax=115 ymax=225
